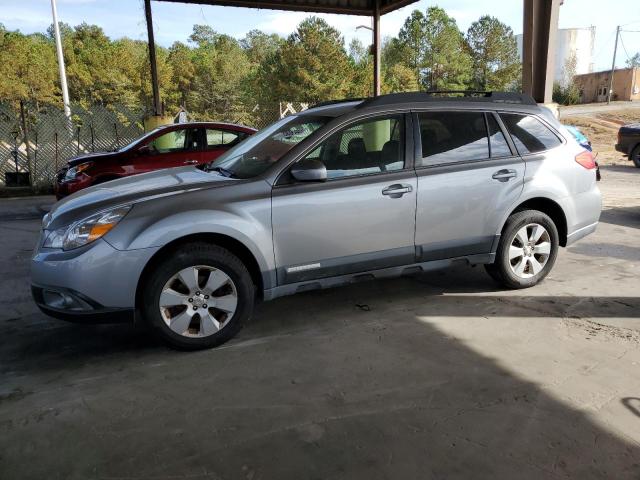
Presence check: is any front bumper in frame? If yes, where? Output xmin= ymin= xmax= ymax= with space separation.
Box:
xmin=54 ymin=174 xmax=92 ymax=199
xmin=32 ymin=284 xmax=134 ymax=323
xmin=31 ymin=238 xmax=159 ymax=323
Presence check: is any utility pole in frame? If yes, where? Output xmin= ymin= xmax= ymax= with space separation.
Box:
xmin=50 ymin=0 xmax=71 ymax=119
xmin=607 ymin=26 xmax=620 ymax=104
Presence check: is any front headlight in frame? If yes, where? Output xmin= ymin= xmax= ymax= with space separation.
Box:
xmin=64 ymin=162 xmax=93 ymax=181
xmin=43 ymin=205 xmax=132 ymax=250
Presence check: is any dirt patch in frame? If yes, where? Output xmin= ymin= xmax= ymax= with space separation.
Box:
xmin=562 ymin=109 xmax=640 ymax=166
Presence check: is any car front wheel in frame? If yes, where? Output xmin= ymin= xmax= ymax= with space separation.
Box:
xmin=485 ymin=210 xmax=559 ymax=289
xmin=141 ymin=243 xmax=255 ymax=350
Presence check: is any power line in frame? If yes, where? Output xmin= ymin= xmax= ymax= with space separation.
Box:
xmin=619 ymin=33 xmax=631 ymax=63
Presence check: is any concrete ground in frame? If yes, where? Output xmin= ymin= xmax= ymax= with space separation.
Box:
xmin=1 ymin=166 xmax=639 ymax=479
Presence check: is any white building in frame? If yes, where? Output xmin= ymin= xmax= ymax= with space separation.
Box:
xmin=517 ymin=27 xmax=595 ymax=85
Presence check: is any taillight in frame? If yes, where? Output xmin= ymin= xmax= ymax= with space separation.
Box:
xmin=575 ymin=150 xmax=596 ymax=170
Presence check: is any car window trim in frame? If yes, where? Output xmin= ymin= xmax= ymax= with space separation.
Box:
xmin=488 ymin=112 xmax=518 ymax=158
xmin=273 ymin=110 xmax=413 ymax=187
xmin=498 ymin=111 xmax=566 ymax=157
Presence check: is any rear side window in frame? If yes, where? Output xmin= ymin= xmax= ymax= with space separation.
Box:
xmin=417 ymin=111 xmax=489 ymax=166
xmin=206 ymin=129 xmax=244 ymax=149
xmin=500 ymin=113 xmax=561 ymax=154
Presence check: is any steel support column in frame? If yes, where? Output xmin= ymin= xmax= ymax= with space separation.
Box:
xmin=522 ymin=0 xmax=561 ymax=104
xmin=144 ymin=0 xmax=162 ymax=116
xmin=373 ymin=0 xmax=381 ymax=96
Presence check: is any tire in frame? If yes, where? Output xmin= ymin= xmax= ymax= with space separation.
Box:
xmin=484 ymin=210 xmax=559 ymax=289
xmin=631 ymin=145 xmax=640 ymax=169
xmin=141 ymin=243 xmax=255 ymax=350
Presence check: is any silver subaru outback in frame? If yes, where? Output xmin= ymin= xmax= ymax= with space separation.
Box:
xmin=32 ymin=92 xmax=601 ymax=349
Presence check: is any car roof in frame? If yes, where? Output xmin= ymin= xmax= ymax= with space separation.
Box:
xmin=298 ymin=91 xmax=541 ymax=118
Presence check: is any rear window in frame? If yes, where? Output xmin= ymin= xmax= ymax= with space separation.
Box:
xmin=500 ymin=113 xmax=562 ymax=154
xmin=417 ymin=111 xmax=489 ymax=166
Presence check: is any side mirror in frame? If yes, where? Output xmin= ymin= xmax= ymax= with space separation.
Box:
xmin=291 ymin=158 xmax=327 ymax=182
xmin=138 ymin=145 xmax=151 ymax=156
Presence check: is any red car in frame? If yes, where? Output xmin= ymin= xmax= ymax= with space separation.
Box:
xmin=54 ymin=122 xmax=256 ymax=199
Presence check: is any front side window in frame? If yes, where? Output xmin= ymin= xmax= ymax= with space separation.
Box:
xmin=302 ymin=115 xmax=404 ymax=180
xmin=417 ymin=111 xmax=489 ymax=166
xmin=500 ymin=113 xmax=562 ymax=154
xmin=209 ymin=115 xmax=328 ymax=179
xmin=147 ymin=128 xmax=198 ymax=154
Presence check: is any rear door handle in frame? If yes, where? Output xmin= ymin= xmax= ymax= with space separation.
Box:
xmin=492 ymin=169 xmax=518 ymax=182
xmin=382 ymin=184 xmax=413 ymax=198
xmin=184 ymin=160 xmax=199 ymax=165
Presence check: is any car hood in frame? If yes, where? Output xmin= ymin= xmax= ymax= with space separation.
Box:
xmin=67 ymin=151 xmax=120 ymax=167
xmin=45 ymin=166 xmax=237 ymax=230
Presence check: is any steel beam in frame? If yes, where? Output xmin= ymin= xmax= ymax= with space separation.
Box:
xmin=522 ymin=0 xmax=561 ymax=104
xmin=373 ymin=0 xmax=381 ymax=96
xmin=144 ymin=0 xmax=162 ymax=116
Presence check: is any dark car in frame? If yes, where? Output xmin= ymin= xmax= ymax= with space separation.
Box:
xmin=615 ymin=123 xmax=640 ymax=168
xmin=54 ymin=122 xmax=256 ymax=198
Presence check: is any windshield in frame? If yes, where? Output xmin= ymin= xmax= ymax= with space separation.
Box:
xmin=207 ymin=115 xmax=328 ymax=178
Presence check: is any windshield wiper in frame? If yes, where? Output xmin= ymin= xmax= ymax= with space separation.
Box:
xmin=208 ymin=166 xmax=236 ymax=178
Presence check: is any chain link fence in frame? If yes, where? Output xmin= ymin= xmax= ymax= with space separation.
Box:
xmin=0 ymin=101 xmax=308 ymax=188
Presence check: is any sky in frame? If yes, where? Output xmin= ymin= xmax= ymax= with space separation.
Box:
xmin=1 ymin=0 xmax=640 ymax=72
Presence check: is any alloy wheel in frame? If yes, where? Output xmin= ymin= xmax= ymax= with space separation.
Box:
xmin=508 ymin=223 xmax=552 ymax=279
xmin=159 ymin=265 xmax=238 ymax=337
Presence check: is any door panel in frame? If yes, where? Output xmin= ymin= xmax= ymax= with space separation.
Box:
xmin=415 ymin=159 xmax=524 ymax=260
xmin=413 ymin=110 xmax=524 ymax=260
xmin=271 ymin=113 xmax=416 ymax=285
xmin=129 ymin=127 xmax=202 ymax=174
xmin=272 ymin=171 xmax=417 ymax=284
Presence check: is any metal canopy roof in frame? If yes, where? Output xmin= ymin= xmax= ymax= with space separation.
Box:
xmin=155 ymin=0 xmax=418 ymax=16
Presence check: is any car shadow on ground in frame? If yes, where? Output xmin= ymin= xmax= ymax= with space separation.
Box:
xmin=2 ymin=269 xmax=640 ymax=478
xmin=3 ymin=265 xmax=640 ymax=374
xmin=599 ymin=206 xmax=640 ymax=230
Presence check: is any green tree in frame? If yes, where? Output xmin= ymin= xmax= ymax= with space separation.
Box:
xmin=466 ymin=15 xmax=520 ymax=91
xmin=396 ymin=10 xmax=428 ymax=82
xmin=0 ymin=29 xmax=59 ymax=108
xmin=168 ymin=41 xmax=196 ymax=108
xmin=383 ymin=63 xmax=419 ymax=93
xmin=256 ymin=17 xmax=355 ymax=103
xmin=241 ymin=30 xmax=283 ymax=66
xmin=422 ymin=6 xmax=472 ymax=90
xmin=188 ymin=27 xmax=251 ymax=121
xmin=627 ymin=52 xmax=640 ymax=68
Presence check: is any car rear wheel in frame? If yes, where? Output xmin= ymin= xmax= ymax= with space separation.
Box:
xmin=631 ymin=145 xmax=640 ymax=168
xmin=485 ymin=210 xmax=559 ymax=289
xmin=141 ymin=243 xmax=255 ymax=350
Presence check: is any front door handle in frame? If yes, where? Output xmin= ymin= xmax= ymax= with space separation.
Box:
xmin=184 ymin=159 xmax=199 ymax=165
xmin=492 ymin=169 xmax=518 ymax=182
xmin=382 ymin=184 xmax=413 ymax=198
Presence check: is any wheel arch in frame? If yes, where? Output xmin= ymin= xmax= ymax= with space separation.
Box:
xmin=135 ymin=233 xmax=266 ymax=310
xmin=504 ymin=197 xmax=568 ymax=247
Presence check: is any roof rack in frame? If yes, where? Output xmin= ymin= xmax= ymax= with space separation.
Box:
xmin=359 ymin=91 xmax=537 ymax=107
xmin=310 ymin=98 xmax=366 ymax=108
